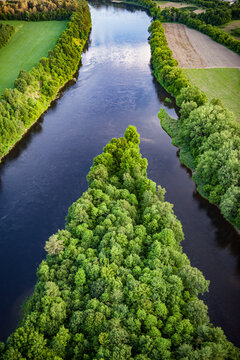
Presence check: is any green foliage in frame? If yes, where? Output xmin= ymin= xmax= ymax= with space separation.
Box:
xmin=0 ymin=1 xmax=91 ymax=161
xmin=147 ymin=13 xmax=240 ymax=229
xmin=0 ymin=0 xmax=79 ymax=21
xmin=175 ymin=100 xmax=240 ymax=227
xmin=18 ymin=70 xmax=33 ymax=85
xmin=2 ymin=127 xmax=239 ymax=359
xmin=0 ymin=20 xmax=68 ymax=95
xmin=14 ymin=78 xmax=27 ymax=93
xmin=160 ymin=7 xmax=240 ymax=54
xmin=133 ymin=0 xmax=240 ymax=52
xmin=200 ymin=8 xmax=232 ymax=26
xmin=183 ymin=68 xmax=240 ymax=122
xmin=231 ymin=27 xmax=240 ymax=36
xmin=220 ymin=186 xmax=240 ymax=223
xmin=149 ymin=20 xmax=190 ymax=96
xmin=176 ymin=85 xmax=208 ymax=107
xmin=0 ymin=22 xmax=14 ymax=49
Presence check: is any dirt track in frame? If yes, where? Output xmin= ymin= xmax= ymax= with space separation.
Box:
xmin=163 ymin=23 xmax=240 ymax=68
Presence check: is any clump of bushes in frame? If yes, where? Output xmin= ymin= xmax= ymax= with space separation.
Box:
xmin=149 ymin=20 xmax=190 ymax=96
xmin=0 ymin=1 xmax=91 ymax=160
xmin=1 ymin=127 xmax=239 ymax=359
xmin=176 ymin=88 xmax=240 ymax=227
xmin=0 ymin=23 xmax=14 ymax=49
xmin=149 ymin=20 xmax=240 ymax=229
xmin=0 ymin=0 xmax=79 ymax=21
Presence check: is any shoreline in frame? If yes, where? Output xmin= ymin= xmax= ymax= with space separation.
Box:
xmin=0 ymin=3 xmax=92 ymax=165
xmin=159 ymin=109 xmax=240 ymax=235
xmin=0 ymin=42 xmax=90 ymax=165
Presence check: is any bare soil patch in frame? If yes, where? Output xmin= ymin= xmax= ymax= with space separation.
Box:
xmin=156 ymin=1 xmax=205 ymax=13
xmin=193 ymin=9 xmax=205 ymax=14
xmin=158 ymin=1 xmax=191 ymax=8
xmin=163 ymin=23 xmax=240 ymax=68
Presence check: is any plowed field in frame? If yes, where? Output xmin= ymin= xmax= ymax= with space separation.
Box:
xmin=163 ymin=23 xmax=240 ymax=68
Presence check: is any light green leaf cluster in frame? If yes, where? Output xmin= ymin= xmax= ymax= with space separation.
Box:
xmin=1 ymin=126 xmax=239 ymax=359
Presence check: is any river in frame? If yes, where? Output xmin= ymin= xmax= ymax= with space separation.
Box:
xmin=0 ymin=2 xmax=239 ymax=346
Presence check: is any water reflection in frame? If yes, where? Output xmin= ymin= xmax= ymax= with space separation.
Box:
xmin=0 ymin=2 xmax=239 ymax=347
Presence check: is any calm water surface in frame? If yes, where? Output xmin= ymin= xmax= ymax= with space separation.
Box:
xmin=0 ymin=3 xmax=240 ymax=346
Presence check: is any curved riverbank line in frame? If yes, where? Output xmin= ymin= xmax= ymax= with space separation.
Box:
xmin=148 ymin=18 xmax=240 ymax=231
xmin=119 ymin=0 xmax=240 ymax=228
xmin=1 ymin=126 xmax=239 ymax=359
xmin=0 ymin=20 xmax=68 ymax=94
xmin=1 ymin=2 xmax=240 ymax=347
xmin=0 ymin=0 xmax=91 ymax=162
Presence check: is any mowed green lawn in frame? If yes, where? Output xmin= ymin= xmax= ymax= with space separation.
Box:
xmin=183 ymin=68 xmax=240 ymax=123
xmin=0 ymin=20 xmax=68 ymax=94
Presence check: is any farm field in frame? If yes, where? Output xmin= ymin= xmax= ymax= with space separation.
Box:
xmin=155 ymin=1 xmax=204 ymax=13
xmin=219 ymin=20 xmax=240 ymax=40
xmin=0 ymin=20 xmax=68 ymax=94
xmin=163 ymin=23 xmax=240 ymax=68
xmin=183 ymin=68 xmax=240 ymax=122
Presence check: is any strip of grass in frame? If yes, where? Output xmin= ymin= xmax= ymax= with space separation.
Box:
xmin=183 ymin=68 xmax=240 ymax=123
xmin=0 ymin=20 xmax=68 ymax=94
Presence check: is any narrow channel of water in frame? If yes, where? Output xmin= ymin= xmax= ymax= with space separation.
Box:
xmin=0 ymin=3 xmax=239 ymax=346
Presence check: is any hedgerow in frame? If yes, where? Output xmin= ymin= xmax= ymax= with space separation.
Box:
xmin=0 ymin=0 xmax=91 ymax=161
xmin=149 ymin=19 xmax=240 ymax=229
xmin=0 ymin=23 xmax=14 ymax=49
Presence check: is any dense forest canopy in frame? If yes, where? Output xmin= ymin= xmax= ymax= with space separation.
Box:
xmin=1 ymin=127 xmax=239 ymax=359
xmin=0 ymin=0 xmax=80 ymax=20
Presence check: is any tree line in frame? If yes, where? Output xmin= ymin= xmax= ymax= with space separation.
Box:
xmin=0 ymin=0 xmax=91 ymax=161
xmin=164 ymin=0 xmax=232 ymax=10
xmin=124 ymin=0 xmax=240 ymax=54
xmin=1 ymin=126 xmax=239 ymax=359
xmin=160 ymin=7 xmax=240 ymax=53
xmin=155 ymin=0 xmax=240 ymax=23
xmin=149 ymin=20 xmax=240 ymax=230
xmin=0 ymin=22 xmax=14 ymax=49
xmin=0 ymin=0 xmax=79 ymax=21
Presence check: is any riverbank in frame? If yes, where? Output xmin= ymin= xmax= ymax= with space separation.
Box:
xmin=2 ymin=126 xmax=239 ymax=358
xmin=146 ymin=13 xmax=240 ymax=230
xmin=1 ymin=2 xmax=240 ymax=347
xmin=0 ymin=1 xmax=91 ymax=163
xmin=0 ymin=20 xmax=68 ymax=94
xmin=160 ymin=109 xmax=240 ymax=235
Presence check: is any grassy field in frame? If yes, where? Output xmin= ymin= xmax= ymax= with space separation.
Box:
xmin=219 ymin=20 xmax=240 ymax=40
xmin=183 ymin=68 xmax=240 ymax=123
xmin=0 ymin=20 xmax=68 ymax=94
xmin=154 ymin=1 xmax=203 ymax=12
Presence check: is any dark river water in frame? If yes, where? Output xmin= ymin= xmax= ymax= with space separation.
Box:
xmin=0 ymin=2 xmax=240 ymax=347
